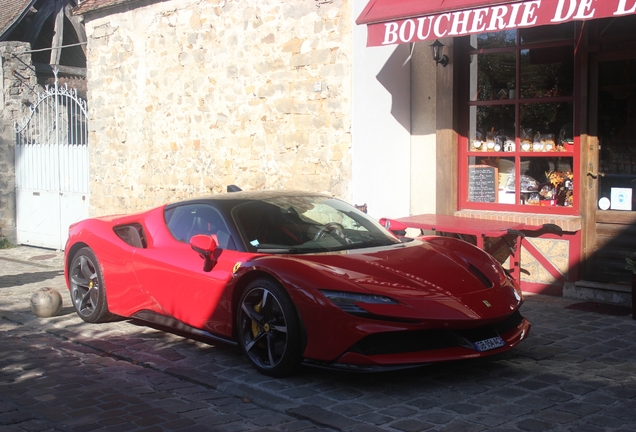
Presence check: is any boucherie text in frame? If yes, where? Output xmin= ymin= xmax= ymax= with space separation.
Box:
xmin=366 ymin=0 xmax=636 ymax=46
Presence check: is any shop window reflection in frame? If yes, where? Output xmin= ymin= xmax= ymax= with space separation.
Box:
xmin=520 ymin=46 xmax=574 ymax=99
xmin=475 ymin=30 xmax=516 ymax=49
xmin=470 ymin=52 xmax=516 ymax=102
xmin=520 ymin=23 xmax=575 ymax=45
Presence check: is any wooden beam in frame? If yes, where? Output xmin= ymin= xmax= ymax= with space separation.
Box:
xmin=34 ymin=63 xmax=86 ymax=77
xmin=64 ymin=2 xmax=87 ymax=56
xmin=50 ymin=0 xmax=65 ymax=65
xmin=435 ymin=37 xmax=458 ymax=215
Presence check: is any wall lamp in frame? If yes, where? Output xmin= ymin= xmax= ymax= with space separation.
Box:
xmin=430 ymin=39 xmax=449 ymax=67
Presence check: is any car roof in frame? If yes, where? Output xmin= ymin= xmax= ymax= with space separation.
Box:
xmin=165 ymin=190 xmax=330 ymax=210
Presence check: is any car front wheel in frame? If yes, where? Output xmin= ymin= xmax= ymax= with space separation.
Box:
xmin=237 ymin=278 xmax=302 ymax=377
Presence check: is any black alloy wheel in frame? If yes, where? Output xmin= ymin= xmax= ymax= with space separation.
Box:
xmin=69 ymin=247 xmax=115 ymax=323
xmin=237 ymin=278 xmax=302 ymax=377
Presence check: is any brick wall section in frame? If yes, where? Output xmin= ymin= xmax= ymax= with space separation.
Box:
xmin=455 ymin=209 xmax=580 ymax=286
xmin=82 ymin=0 xmax=353 ymax=216
xmin=455 ymin=210 xmax=582 ymax=232
xmin=0 ymin=42 xmax=38 ymax=242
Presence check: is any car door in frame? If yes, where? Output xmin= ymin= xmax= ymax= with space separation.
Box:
xmin=131 ymin=203 xmax=243 ymax=336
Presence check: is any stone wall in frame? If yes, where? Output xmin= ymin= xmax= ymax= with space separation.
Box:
xmin=521 ymin=237 xmax=570 ymax=285
xmin=83 ymin=0 xmax=353 ymax=216
xmin=0 ymin=42 xmax=39 ymax=243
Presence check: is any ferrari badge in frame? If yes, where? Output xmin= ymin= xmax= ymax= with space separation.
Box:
xmin=482 ymin=300 xmax=492 ymax=308
xmin=233 ymin=262 xmax=242 ymax=274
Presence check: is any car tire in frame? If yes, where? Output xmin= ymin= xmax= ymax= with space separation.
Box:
xmin=237 ymin=278 xmax=302 ymax=377
xmin=68 ymin=247 xmax=116 ymax=323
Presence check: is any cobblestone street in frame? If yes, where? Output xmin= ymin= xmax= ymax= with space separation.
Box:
xmin=1 ymin=247 xmax=635 ymax=431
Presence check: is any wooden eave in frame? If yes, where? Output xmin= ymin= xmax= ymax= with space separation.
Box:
xmin=73 ymin=0 xmax=140 ymax=15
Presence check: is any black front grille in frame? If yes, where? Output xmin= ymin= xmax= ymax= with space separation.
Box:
xmin=348 ymin=311 xmax=524 ymax=356
xmin=493 ymin=310 xmax=523 ymax=335
xmin=351 ymin=329 xmax=459 ymax=356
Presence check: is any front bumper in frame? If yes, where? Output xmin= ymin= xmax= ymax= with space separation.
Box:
xmin=327 ymin=311 xmax=530 ymax=368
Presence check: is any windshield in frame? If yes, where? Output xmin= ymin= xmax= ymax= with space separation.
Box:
xmin=232 ymin=195 xmax=401 ymax=253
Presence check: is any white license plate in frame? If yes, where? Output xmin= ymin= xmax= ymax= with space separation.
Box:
xmin=473 ymin=336 xmax=505 ymax=352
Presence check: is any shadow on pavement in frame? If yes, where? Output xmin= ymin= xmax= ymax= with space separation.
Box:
xmin=0 ymin=270 xmax=64 ymax=289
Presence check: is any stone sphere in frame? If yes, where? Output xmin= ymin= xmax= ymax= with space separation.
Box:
xmin=30 ymin=287 xmax=63 ymax=318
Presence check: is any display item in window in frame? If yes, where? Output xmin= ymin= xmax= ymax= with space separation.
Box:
xmin=494 ymin=134 xmax=504 ymax=152
xmin=526 ymin=193 xmax=541 ymax=205
xmin=540 ymin=185 xmax=555 ymax=199
xmin=559 ymin=123 xmax=573 ymax=144
xmin=471 ymin=130 xmax=484 ymax=151
xmin=543 ymin=134 xmax=555 ymax=152
xmin=486 ymin=130 xmax=496 ymax=152
xmin=533 ymin=131 xmax=543 ymax=152
xmin=558 ymin=123 xmax=574 ymax=151
xmin=472 ymin=140 xmax=484 ymax=151
xmin=546 ymin=170 xmax=574 ymax=206
xmin=504 ymin=139 xmax=515 ymax=152
xmin=521 ymin=128 xmax=533 ymax=152
xmin=505 ymin=173 xmax=540 ymax=193
xmin=539 ymin=185 xmax=556 ymax=206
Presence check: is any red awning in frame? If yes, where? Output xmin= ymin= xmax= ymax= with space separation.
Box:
xmin=357 ymin=0 xmax=636 ymax=47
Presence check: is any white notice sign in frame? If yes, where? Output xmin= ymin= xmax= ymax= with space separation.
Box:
xmin=610 ymin=188 xmax=632 ymax=211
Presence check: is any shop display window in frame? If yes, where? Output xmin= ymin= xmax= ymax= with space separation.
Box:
xmin=462 ymin=24 xmax=577 ymax=214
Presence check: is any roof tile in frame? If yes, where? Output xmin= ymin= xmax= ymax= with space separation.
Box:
xmin=0 ymin=0 xmax=36 ymax=39
xmin=74 ymin=0 xmax=135 ymax=15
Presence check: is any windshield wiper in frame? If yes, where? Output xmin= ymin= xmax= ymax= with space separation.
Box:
xmin=327 ymin=240 xmax=402 ymax=252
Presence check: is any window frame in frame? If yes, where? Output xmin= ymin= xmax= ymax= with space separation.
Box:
xmin=458 ymin=26 xmax=581 ymax=215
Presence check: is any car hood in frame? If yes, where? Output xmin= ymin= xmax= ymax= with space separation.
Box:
xmin=297 ymin=240 xmax=504 ymax=293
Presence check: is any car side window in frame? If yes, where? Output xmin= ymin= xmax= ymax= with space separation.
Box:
xmin=114 ymin=224 xmax=147 ymax=248
xmin=165 ymin=204 xmax=235 ymax=250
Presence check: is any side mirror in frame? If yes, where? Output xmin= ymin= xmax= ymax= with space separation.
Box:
xmin=190 ymin=234 xmax=219 ymax=272
xmin=378 ymin=218 xmax=408 ymax=237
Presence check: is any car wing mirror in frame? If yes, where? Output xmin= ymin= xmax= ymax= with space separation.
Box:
xmin=190 ymin=234 xmax=219 ymax=272
xmin=378 ymin=218 xmax=408 ymax=237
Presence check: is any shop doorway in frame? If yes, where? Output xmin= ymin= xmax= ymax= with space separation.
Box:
xmin=586 ymin=54 xmax=636 ymax=285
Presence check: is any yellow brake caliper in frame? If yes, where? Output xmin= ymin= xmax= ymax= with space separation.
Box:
xmin=251 ymin=300 xmax=263 ymax=337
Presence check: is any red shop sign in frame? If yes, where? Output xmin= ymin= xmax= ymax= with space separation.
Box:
xmin=357 ymin=0 xmax=636 ymax=46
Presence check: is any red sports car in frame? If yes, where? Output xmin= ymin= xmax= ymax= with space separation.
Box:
xmin=64 ymin=189 xmax=530 ymax=377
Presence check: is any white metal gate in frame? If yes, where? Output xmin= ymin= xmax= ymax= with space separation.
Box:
xmin=14 ymin=70 xmax=89 ymax=250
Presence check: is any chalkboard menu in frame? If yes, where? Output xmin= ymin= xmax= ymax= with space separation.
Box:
xmin=468 ymin=165 xmax=498 ymax=203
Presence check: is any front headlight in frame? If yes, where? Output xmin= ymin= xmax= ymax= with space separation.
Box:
xmin=320 ymin=290 xmax=397 ymax=316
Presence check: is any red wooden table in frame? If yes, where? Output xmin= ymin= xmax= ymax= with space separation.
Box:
xmin=379 ymin=214 xmax=557 ymax=283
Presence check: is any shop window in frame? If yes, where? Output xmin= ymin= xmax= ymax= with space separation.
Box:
xmin=462 ymin=24 xmax=577 ymax=214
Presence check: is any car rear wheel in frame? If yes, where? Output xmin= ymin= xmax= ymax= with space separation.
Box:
xmin=237 ymin=278 xmax=302 ymax=377
xmin=69 ymin=247 xmax=116 ymax=323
